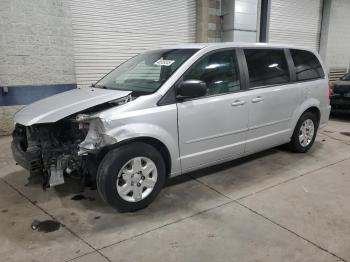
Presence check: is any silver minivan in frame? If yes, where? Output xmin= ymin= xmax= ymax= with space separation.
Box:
xmin=12 ymin=43 xmax=331 ymax=211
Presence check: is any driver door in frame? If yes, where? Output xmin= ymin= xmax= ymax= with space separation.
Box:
xmin=177 ymin=49 xmax=249 ymax=172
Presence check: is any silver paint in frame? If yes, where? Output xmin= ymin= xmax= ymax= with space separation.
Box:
xmin=14 ymin=88 xmax=131 ymax=125
xmin=13 ymin=42 xmax=331 ymax=177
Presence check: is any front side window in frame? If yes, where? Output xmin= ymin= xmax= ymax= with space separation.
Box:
xmin=290 ymin=49 xmax=325 ymax=81
xmin=183 ymin=50 xmax=241 ymax=96
xmin=244 ymin=49 xmax=290 ymax=88
xmin=95 ymin=49 xmax=198 ymax=94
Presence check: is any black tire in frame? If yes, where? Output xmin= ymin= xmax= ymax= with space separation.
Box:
xmin=97 ymin=142 xmax=166 ymax=212
xmin=288 ymin=111 xmax=318 ymax=153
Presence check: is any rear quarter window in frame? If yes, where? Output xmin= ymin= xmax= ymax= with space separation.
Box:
xmin=290 ymin=49 xmax=325 ymax=81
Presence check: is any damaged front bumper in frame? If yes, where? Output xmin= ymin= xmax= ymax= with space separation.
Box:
xmin=11 ymin=93 xmax=132 ymax=190
xmin=11 ymin=139 xmax=42 ymax=173
xmin=11 ymin=116 xmax=118 ymax=189
xmin=11 ymin=123 xmax=85 ymax=189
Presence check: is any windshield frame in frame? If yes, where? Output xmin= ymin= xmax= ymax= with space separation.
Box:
xmin=93 ymin=48 xmax=200 ymax=94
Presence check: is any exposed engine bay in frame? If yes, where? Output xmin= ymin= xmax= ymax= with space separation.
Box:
xmin=13 ymin=120 xmax=86 ymax=188
xmin=12 ymin=95 xmax=133 ymax=189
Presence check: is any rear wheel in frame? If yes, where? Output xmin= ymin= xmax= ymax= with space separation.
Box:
xmin=288 ymin=111 xmax=318 ymax=153
xmin=97 ymin=142 xmax=166 ymax=212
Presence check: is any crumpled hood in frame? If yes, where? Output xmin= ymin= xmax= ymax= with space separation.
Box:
xmin=14 ymin=88 xmax=131 ymax=126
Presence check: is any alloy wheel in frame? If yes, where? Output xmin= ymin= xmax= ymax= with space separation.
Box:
xmin=116 ymin=157 xmax=158 ymax=202
xmin=299 ymin=119 xmax=315 ymax=147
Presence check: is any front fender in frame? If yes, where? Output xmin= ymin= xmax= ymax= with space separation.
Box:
xmin=105 ymin=123 xmax=181 ymax=176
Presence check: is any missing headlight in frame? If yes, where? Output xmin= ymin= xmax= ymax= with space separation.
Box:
xmin=77 ymin=117 xmax=117 ymax=156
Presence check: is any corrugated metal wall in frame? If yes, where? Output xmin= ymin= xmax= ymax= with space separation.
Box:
xmin=70 ymin=0 xmax=196 ymax=87
xmin=324 ymin=0 xmax=350 ymax=70
xmin=268 ymin=0 xmax=322 ymax=51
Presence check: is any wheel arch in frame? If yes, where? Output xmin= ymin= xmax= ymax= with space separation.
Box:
xmin=291 ymin=98 xmax=321 ymax=136
xmin=303 ymin=106 xmax=321 ymax=125
xmin=96 ymin=136 xmax=172 ymax=177
xmin=288 ymin=105 xmax=320 ymax=153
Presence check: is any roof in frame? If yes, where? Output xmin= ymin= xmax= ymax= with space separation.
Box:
xmin=159 ymin=42 xmax=315 ymax=53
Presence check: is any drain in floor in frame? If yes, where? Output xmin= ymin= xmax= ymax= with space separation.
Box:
xmin=31 ymin=220 xmax=61 ymax=233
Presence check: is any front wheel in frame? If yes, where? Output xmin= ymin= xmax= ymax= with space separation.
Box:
xmin=288 ymin=112 xmax=318 ymax=153
xmin=97 ymin=142 xmax=166 ymax=212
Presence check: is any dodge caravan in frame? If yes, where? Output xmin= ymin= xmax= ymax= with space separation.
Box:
xmin=12 ymin=43 xmax=331 ymax=211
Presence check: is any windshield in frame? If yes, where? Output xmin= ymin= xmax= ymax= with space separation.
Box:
xmin=340 ymin=73 xmax=350 ymax=81
xmin=95 ymin=49 xmax=198 ymax=93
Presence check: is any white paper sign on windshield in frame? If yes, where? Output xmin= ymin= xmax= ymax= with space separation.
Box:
xmin=154 ymin=58 xmax=175 ymax=66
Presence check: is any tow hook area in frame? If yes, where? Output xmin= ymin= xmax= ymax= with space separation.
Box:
xmin=48 ymin=159 xmax=65 ymax=187
xmin=41 ymin=165 xmax=65 ymax=190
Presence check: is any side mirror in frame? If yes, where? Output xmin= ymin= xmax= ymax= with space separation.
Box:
xmin=177 ymin=80 xmax=207 ymax=99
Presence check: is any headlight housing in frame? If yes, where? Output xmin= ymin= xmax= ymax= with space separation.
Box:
xmin=76 ymin=115 xmax=117 ymax=156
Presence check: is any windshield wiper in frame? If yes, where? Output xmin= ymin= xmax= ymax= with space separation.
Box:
xmin=91 ymin=84 xmax=108 ymax=89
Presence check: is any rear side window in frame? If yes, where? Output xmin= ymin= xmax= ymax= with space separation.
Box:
xmin=244 ymin=49 xmax=290 ymax=88
xmin=290 ymin=49 xmax=325 ymax=81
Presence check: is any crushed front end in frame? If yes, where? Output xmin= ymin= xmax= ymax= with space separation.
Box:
xmin=10 ymin=87 xmax=134 ymax=189
xmin=12 ymin=118 xmax=94 ymax=188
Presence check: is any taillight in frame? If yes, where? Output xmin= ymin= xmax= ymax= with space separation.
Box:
xmin=328 ymin=80 xmax=332 ymax=98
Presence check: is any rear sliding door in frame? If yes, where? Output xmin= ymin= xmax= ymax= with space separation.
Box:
xmin=242 ymin=48 xmax=300 ymax=153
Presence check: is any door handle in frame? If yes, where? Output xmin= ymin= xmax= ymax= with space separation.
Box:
xmin=231 ymin=100 xmax=246 ymax=106
xmin=251 ymin=96 xmax=264 ymax=103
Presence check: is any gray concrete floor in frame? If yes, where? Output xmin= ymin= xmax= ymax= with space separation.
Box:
xmin=0 ymin=118 xmax=349 ymax=262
